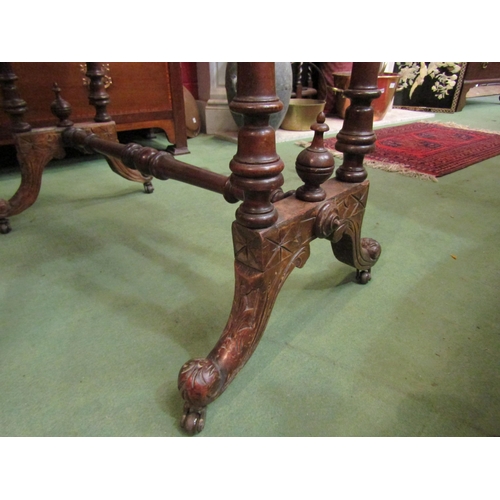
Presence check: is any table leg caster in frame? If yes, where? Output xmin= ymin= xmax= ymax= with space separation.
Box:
xmin=0 ymin=217 xmax=12 ymax=234
xmin=143 ymin=181 xmax=154 ymax=194
xmin=356 ymin=269 xmax=371 ymax=284
xmin=180 ymin=403 xmax=206 ymax=435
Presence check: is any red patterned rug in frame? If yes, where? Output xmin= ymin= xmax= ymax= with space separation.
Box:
xmin=322 ymin=122 xmax=500 ymax=181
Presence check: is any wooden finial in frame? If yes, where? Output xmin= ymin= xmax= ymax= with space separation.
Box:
xmin=295 ymin=111 xmax=335 ymax=202
xmin=50 ymin=83 xmax=73 ymax=127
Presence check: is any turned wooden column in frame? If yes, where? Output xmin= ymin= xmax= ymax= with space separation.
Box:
xmin=228 ymin=63 xmax=284 ymax=229
xmin=86 ymin=62 xmax=112 ymax=123
xmin=0 ymin=62 xmax=31 ymax=134
xmin=335 ymin=62 xmax=381 ymax=183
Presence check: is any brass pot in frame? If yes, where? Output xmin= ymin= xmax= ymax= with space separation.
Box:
xmin=280 ymin=98 xmax=326 ymax=131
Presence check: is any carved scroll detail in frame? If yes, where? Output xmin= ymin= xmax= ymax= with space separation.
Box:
xmin=315 ymin=189 xmax=381 ymax=277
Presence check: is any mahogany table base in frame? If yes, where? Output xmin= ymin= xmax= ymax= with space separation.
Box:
xmin=178 ymin=178 xmax=380 ymax=433
xmin=1 ymin=61 xmax=382 ymax=434
xmin=0 ymin=122 xmax=153 ymax=234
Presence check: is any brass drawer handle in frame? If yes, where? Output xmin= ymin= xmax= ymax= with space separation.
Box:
xmin=482 ymin=62 xmax=489 ymax=69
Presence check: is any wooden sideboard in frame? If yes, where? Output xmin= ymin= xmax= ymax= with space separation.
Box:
xmin=0 ymin=62 xmax=188 ymax=154
xmin=456 ymin=62 xmax=500 ymax=111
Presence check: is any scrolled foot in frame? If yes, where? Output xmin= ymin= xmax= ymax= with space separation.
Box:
xmin=180 ymin=403 xmax=206 ymax=435
xmin=143 ymin=181 xmax=154 ymax=194
xmin=178 ymin=358 xmax=224 ymax=434
xmin=0 ymin=217 xmax=12 ymax=234
xmin=361 ymin=237 xmax=381 ymax=262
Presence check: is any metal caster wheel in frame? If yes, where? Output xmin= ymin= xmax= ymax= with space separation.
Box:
xmin=356 ymin=269 xmax=371 ymax=284
xmin=180 ymin=403 xmax=206 ymax=435
xmin=0 ymin=218 xmax=12 ymax=234
xmin=143 ymin=182 xmax=154 ymax=194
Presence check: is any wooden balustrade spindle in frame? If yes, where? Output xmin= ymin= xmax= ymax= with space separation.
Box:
xmin=0 ymin=62 xmax=31 ymax=134
xmin=228 ymin=62 xmax=285 ymax=229
xmin=86 ymin=62 xmax=111 ymax=122
xmin=335 ymin=62 xmax=381 ymax=183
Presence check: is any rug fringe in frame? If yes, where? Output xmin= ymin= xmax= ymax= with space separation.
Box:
xmin=435 ymin=121 xmax=500 ymax=135
xmin=363 ymin=157 xmax=438 ymax=182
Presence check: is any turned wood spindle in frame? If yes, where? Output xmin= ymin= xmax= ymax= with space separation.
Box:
xmin=229 ymin=62 xmax=285 ymax=229
xmin=0 ymin=62 xmax=31 ymax=134
xmin=50 ymin=83 xmax=73 ymax=127
xmin=295 ymin=111 xmax=335 ymax=202
xmin=86 ymin=62 xmax=111 ymax=123
xmin=335 ymin=62 xmax=381 ymax=183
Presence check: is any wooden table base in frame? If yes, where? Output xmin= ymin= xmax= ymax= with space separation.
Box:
xmin=1 ymin=62 xmax=382 ymax=434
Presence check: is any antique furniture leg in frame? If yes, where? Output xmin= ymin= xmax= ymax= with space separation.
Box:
xmin=61 ymin=62 xmax=381 ymax=434
xmin=178 ymin=63 xmax=381 ymax=433
xmin=178 ymin=63 xmax=286 ymax=432
xmin=0 ymin=62 xmax=34 ymax=234
xmin=0 ymin=128 xmax=66 ymax=234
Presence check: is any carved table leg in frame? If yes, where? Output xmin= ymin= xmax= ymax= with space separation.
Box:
xmin=0 ymin=129 xmax=66 ymax=233
xmin=178 ymin=215 xmax=313 ymax=434
xmin=178 ymin=178 xmax=379 ymax=433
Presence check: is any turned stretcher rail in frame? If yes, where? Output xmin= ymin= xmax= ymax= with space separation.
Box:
xmin=61 ymin=127 xmax=242 ymax=202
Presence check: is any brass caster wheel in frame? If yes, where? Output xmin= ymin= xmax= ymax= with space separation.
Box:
xmin=143 ymin=182 xmax=154 ymax=194
xmin=180 ymin=403 xmax=206 ymax=435
xmin=356 ymin=269 xmax=371 ymax=284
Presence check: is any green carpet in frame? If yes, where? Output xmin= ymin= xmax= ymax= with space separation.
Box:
xmin=0 ymin=96 xmax=499 ymax=437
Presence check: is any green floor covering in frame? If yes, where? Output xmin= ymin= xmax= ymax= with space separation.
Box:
xmin=1 ymin=96 xmax=499 ymax=437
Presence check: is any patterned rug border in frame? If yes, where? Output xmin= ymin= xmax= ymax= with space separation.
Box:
xmin=296 ymin=122 xmax=500 ymax=182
